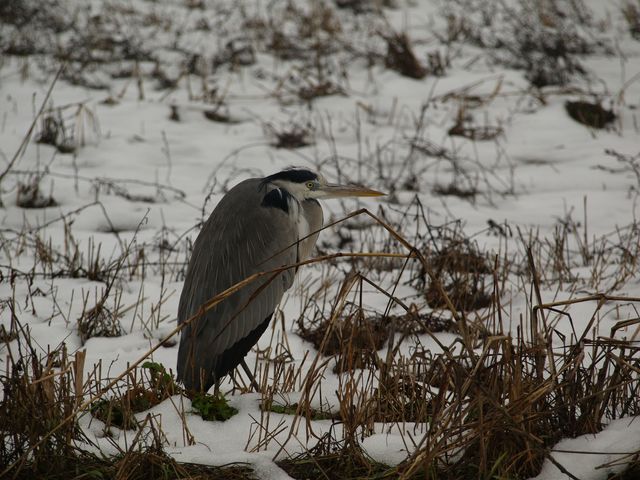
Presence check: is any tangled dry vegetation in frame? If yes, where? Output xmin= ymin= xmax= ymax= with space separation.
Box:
xmin=2 ymin=204 xmax=640 ymax=479
xmin=2 ymin=0 xmax=640 ymax=479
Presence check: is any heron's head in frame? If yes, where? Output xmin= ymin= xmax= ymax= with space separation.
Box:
xmin=263 ymin=168 xmax=384 ymax=202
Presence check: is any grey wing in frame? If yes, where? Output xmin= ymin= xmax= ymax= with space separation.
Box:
xmin=176 ymin=179 xmax=298 ymax=391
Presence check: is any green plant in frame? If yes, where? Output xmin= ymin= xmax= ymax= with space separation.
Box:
xmin=191 ymin=393 xmax=238 ymax=422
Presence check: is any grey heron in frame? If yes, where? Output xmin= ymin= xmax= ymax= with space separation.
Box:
xmin=176 ymin=168 xmax=384 ymax=393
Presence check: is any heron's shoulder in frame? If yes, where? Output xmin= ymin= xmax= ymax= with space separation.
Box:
xmin=261 ymin=185 xmax=293 ymax=213
xmin=225 ymin=178 xmax=264 ymax=196
xmin=208 ymin=177 xmax=294 ymax=231
xmin=229 ymin=177 xmax=294 ymax=215
xmin=212 ymin=178 xmax=265 ymax=210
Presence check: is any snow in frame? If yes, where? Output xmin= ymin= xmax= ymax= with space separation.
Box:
xmin=533 ymin=418 xmax=640 ymax=480
xmin=1 ymin=0 xmax=640 ymax=478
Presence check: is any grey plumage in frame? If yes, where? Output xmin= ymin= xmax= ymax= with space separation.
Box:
xmin=176 ymin=169 xmax=382 ymax=393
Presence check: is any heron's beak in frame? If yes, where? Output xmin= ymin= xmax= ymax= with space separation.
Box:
xmin=319 ymin=184 xmax=386 ymax=199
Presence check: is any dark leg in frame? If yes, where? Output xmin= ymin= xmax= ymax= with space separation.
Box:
xmin=240 ymin=359 xmax=261 ymax=392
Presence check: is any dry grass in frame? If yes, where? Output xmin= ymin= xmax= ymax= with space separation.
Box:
xmin=257 ymin=211 xmax=640 ymax=479
xmin=440 ymin=0 xmax=605 ymax=87
xmin=565 ymin=100 xmax=616 ymax=129
xmin=278 ymin=435 xmax=391 ymax=480
xmin=383 ymin=32 xmax=428 ymax=80
xmin=90 ymin=362 xmax=178 ymax=430
xmin=622 ymin=1 xmax=640 ymax=39
xmin=265 ymin=121 xmax=314 ymax=149
xmin=0 ymin=328 xmax=86 ymax=478
xmin=3 ymin=194 xmax=640 ymax=479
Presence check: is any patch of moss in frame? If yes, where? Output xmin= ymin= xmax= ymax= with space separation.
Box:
xmin=191 ymin=393 xmax=238 ymax=421
xmin=269 ymin=403 xmax=298 ymax=415
xmin=263 ymin=402 xmax=336 ymax=421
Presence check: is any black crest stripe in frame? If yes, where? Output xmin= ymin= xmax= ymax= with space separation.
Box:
xmin=264 ymin=169 xmax=317 ymax=184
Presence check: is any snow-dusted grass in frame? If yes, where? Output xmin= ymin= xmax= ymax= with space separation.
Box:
xmin=1 ymin=0 xmax=640 ymax=478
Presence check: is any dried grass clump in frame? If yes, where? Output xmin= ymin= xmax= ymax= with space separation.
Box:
xmin=622 ymin=1 xmax=640 ymax=39
xmin=441 ymin=0 xmax=604 ymax=87
xmin=111 ymin=448 xmax=255 ymax=480
xmin=213 ymin=38 xmax=256 ymax=69
xmin=297 ymin=309 xmax=388 ymax=373
xmin=265 ymin=2 xmax=342 ymax=62
xmin=389 ymin=309 xmax=455 ymax=335
xmin=414 ymin=234 xmax=493 ymax=312
xmin=297 ymin=79 xmax=344 ymax=102
xmin=432 ymin=183 xmax=478 ymax=200
xmin=369 ymin=365 xmax=434 ymax=423
xmin=90 ymin=362 xmax=177 ymax=431
xmin=521 ymin=216 xmax=640 ymax=293
xmin=383 ymin=32 xmax=428 ymax=79
xmin=77 ymin=301 xmax=124 ymax=345
xmin=425 ymin=278 xmax=491 ymax=312
xmin=96 ymin=414 xmax=254 ymax=480
xmin=17 ymin=177 xmax=57 ymax=209
xmin=448 ymin=106 xmax=503 ymax=141
xmin=36 ymin=114 xmax=62 ymax=146
xmin=403 ymin=134 xmax=513 ymax=205
xmin=0 ymin=330 xmax=87 ymax=478
xmin=565 ymin=100 xmax=616 ymax=129
xmin=0 ymin=0 xmax=69 ymax=55
xmin=265 ymin=121 xmax=314 ymax=149
xmin=0 ymin=317 xmax=250 ymax=477
xmin=431 ymin=237 xmax=490 ymax=277
xmin=268 ymin=31 xmax=308 ymax=61
xmin=36 ymin=112 xmax=77 ymax=154
xmin=260 ymin=3 xmax=347 ymax=106
xmin=278 ymin=433 xmax=390 ymax=480
xmin=60 ymin=22 xmax=149 ymax=66
xmin=397 ymin=325 xmax=640 ymax=479
xmin=334 ymin=0 xmax=394 ymax=14
xmin=203 ymin=107 xmax=233 ymax=123
xmin=35 ymin=102 xmax=99 ymax=154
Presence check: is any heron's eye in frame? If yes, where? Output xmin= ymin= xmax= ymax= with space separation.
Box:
xmin=306 ymin=181 xmax=315 ymax=190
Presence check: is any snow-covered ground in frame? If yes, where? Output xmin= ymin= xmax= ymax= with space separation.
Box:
xmin=1 ymin=0 xmax=640 ymax=478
